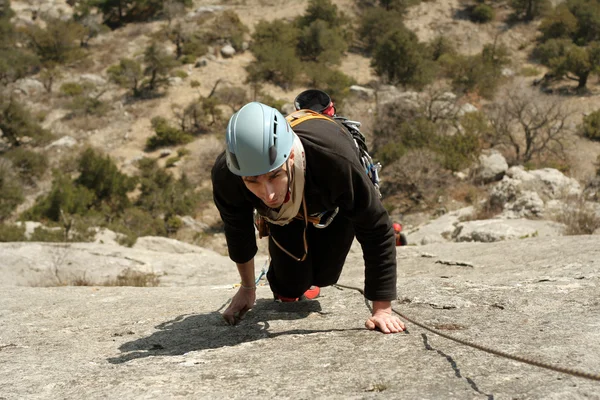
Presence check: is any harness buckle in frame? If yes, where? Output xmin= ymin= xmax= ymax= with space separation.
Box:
xmin=313 ymin=207 xmax=339 ymax=229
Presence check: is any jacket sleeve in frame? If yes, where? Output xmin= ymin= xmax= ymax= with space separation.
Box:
xmin=333 ymin=156 xmax=397 ymax=301
xmin=307 ymin=122 xmax=397 ymax=301
xmin=211 ymin=152 xmax=257 ymax=264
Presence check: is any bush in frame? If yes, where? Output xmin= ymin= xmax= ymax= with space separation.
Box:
xmin=146 ymin=117 xmax=193 ymax=150
xmin=0 ymin=96 xmax=54 ymax=148
xmin=510 ymin=0 xmax=551 ymax=21
xmin=0 ymin=159 xmax=24 ymax=221
xmin=76 ymin=148 xmax=137 ymax=212
xmin=358 ymin=8 xmax=405 ymax=54
xmin=66 ymin=96 xmax=110 ymax=117
xmin=22 ymin=18 xmax=86 ymax=66
xmin=0 ymin=223 xmax=26 ymax=242
xmin=109 ymin=208 xmax=167 ymax=247
xmin=24 ymin=172 xmax=95 ymax=222
xmin=372 ymin=27 xmax=436 ymax=89
xmin=470 ymin=4 xmax=495 ymax=23
xmin=107 ymin=58 xmax=143 ymax=97
xmin=554 ymin=196 xmax=600 ymax=235
xmin=105 ymin=268 xmax=160 ymax=287
xmin=3 ymin=148 xmax=48 ymax=185
xmin=29 ymin=226 xmax=65 ymax=242
xmin=246 ymin=19 xmax=301 ymax=88
xmin=303 ymin=65 xmax=355 ymax=105
xmin=60 ymin=82 xmax=85 ymax=97
xmin=439 ymin=44 xmax=509 ymax=98
xmin=436 ymin=131 xmax=481 ymax=172
xmin=580 ymin=110 xmax=600 ymax=141
xmin=209 ymin=10 xmax=249 ymax=51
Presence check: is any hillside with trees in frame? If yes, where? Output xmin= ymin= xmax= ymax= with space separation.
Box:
xmin=1 ymin=0 xmax=599 ymax=248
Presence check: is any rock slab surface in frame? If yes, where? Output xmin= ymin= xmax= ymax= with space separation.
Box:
xmin=1 ymin=236 xmax=600 ymax=399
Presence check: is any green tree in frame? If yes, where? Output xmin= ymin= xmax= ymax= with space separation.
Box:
xmin=24 ymin=172 xmax=95 ymax=222
xmin=0 ymin=0 xmax=39 ymax=84
xmin=538 ymin=4 xmax=578 ymax=41
xmin=135 ymin=157 xmax=197 ymax=229
xmin=3 ymin=148 xmax=48 ymax=185
xmin=440 ymin=43 xmax=509 ymax=98
xmin=146 ymin=116 xmax=193 ymax=150
xmin=21 ymin=18 xmax=86 ymax=66
xmin=143 ymin=42 xmax=177 ymax=91
xmin=107 ymin=58 xmax=143 ymax=96
xmin=511 ymin=0 xmax=551 ymax=21
xmin=0 ymin=96 xmax=53 ymax=148
xmin=536 ymin=39 xmax=600 ymax=89
xmin=297 ymin=19 xmax=347 ymax=65
xmin=372 ymin=27 xmax=436 ymax=89
xmin=358 ymin=8 xmax=405 ymax=54
xmin=75 ymin=148 xmax=137 ymax=213
xmin=580 ymin=109 xmax=600 ymax=140
xmin=0 ymin=159 xmax=24 ymax=221
xmin=246 ymin=20 xmax=301 ymax=88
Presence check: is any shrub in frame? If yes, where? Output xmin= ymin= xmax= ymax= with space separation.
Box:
xmin=358 ymin=8 xmax=405 ymax=54
xmin=172 ymin=70 xmax=188 ymax=79
xmin=303 ymin=64 xmax=355 ymax=104
xmin=372 ymin=27 xmax=436 ymax=89
xmin=436 ymin=131 xmax=481 ymax=172
xmin=3 ymin=148 xmax=48 ymax=185
xmin=76 ymin=148 xmax=137 ymax=212
xmin=0 ymin=223 xmax=26 ymax=242
xmin=107 ymin=58 xmax=143 ymax=97
xmin=23 ymin=172 xmax=95 ymax=222
xmin=29 ymin=226 xmax=65 ymax=242
xmin=0 ymin=159 xmax=24 ymax=221
xmin=246 ymin=19 xmax=301 ymax=88
xmin=580 ymin=110 xmax=600 ymax=141
xmin=439 ymin=44 xmax=508 ymax=98
xmin=136 ymin=157 xmax=197 ymax=219
xmin=0 ymin=96 xmax=54 ymax=148
xmin=60 ymin=82 xmax=85 ymax=97
xmin=22 ymin=18 xmax=86 ymax=66
xmin=554 ymin=196 xmax=600 ymax=235
xmin=471 ymin=4 xmax=495 ymax=23
xmin=510 ymin=0 xmax=551 ymax=21
xmin=209 ymin=10 xmax=249 ymax=51
xmin=146 ymin=117 xmax=193 ymax=150
xmin=108 ymin=208 xmax=167 ymax=247
xmin=105 ymin=268 xmax=160 ymax=287
xmin=67 ymin=96 xmax=110 ymax=117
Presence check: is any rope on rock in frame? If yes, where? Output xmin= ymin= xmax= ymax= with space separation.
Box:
xmin=333 ymin=283 xmax=600 ymax=382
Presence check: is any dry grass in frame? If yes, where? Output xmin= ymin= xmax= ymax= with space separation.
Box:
xmin=34 ymin=268 xmax=161 ymax=287
xmin=553 ymin=196 xmax=600 ymax=235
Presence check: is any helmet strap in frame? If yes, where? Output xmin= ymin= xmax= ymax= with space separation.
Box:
xmin=283 ymin=158 xmax=292 ymax=203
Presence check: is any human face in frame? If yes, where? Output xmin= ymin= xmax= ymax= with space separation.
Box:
xmin=242 ymin=152 xmax=293 ymax=209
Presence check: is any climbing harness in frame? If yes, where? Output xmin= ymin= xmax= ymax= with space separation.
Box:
xmin=334 ymin=283 xmax=600 ymax=382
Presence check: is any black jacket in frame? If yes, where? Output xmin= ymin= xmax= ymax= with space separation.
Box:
xmin=211 ymin=118 xmax=397 ymax=300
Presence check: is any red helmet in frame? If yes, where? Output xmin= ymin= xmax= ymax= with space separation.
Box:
xmin=392 ymin=223 xmax=402 ymax=233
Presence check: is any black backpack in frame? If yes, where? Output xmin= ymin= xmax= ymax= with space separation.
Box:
xmin=293 ymin=89 xmax=382 ymax=198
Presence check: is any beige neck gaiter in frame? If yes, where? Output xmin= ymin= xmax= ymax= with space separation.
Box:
xmin=261 ymin=134 xmax=306 ymax=226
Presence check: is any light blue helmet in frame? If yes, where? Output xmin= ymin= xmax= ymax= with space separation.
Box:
xmin=225 ymin=102 xmax=295 ymax=177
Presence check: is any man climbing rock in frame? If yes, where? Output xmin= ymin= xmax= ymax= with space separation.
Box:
xmin=211 ymin=101 xmax=404 ymax=334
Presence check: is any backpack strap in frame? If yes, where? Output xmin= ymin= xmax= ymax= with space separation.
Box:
xmin=286 ymin=109 xmax=336 ymax=128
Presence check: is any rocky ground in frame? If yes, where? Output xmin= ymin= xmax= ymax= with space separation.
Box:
xmin=1 ymin=235 xmax=599 ymax=399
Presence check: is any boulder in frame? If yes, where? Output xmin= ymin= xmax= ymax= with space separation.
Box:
xmin=45 ymin=136 xmax=77 ymax=150
xmin=475 ymin=150 xmax=508 ymax=183
xmin=80 ymin=74 xmax=107 ymax=86
xmin=452 ymin=218 xmax=565 ymax=242
xmin=349 ymin=85 xmax=375 ymax=99
xmin=14 ymin=78 xmax=45 ymax=96
xmin=220 ymin=45 xmax=236 ymax=58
